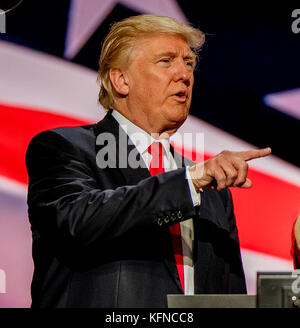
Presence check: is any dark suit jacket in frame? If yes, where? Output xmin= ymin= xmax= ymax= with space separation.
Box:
xmin=25 ymin=110 xmax=246 ymax=308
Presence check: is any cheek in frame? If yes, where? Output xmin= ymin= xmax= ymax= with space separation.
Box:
xmin=139 ymin=68 xmax=169 ymax=93
xmin=133 ymin=70 xmax=160 ymax=97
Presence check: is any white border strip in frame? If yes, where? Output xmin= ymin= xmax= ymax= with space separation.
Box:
xmin=0 ymin=40 xmax=104 ymax=122
xmin=0 ymin=175 xmax=27 ymax=198
xmin=241 ymin=248 xmax=293 ymax=294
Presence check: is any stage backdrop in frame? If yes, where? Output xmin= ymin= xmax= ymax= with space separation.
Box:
xmin=0 ymin=1 xmax=299 ymax=307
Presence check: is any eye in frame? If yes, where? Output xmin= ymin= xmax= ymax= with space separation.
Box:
xmin=185 ymin=60 xmax=195 ymax=70
xmin=157 ymin=58 xmax=172 ymax=67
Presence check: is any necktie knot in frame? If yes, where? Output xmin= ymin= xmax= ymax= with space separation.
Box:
xmin=147 ymin=142 xmax=164 ymax=175
xmin=147 ymin=142 xmax=162 ymax=157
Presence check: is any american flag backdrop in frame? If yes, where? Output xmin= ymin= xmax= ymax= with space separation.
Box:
xmin=0 ymin=0 xmax=299 ymax=307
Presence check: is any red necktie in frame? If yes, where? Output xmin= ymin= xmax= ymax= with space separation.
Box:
xmin=147 ymin=142 xmax=185 ymax=292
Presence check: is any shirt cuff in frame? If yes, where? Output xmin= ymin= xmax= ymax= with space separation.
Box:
xmin=185 ymin=166 xmax=201 ymax=207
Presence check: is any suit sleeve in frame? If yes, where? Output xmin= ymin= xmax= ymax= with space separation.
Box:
xmin=26 ymin=130 xmax=196 ymax=250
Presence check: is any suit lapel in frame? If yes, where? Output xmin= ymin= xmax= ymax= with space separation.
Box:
xmin=93 ymin=110 xmax=150 ymax=185
xmin=192 ymin=190 xmax=231 ymax=293
xmin=193 ymin=214 xmax=212 ymax=294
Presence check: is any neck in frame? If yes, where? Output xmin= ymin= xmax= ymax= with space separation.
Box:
xmin=113 ymin=103 xmax=178 ymax=137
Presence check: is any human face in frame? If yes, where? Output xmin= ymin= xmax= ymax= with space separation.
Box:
xmin=123 ymin=33 xmax=195 ymax=136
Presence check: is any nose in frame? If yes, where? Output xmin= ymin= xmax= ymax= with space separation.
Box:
xmin=173 ymin=59 xmax=193 ymax=86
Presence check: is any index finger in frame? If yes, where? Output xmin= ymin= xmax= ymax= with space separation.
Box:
xmin=235 ymin=147 xmax=272 ymax=161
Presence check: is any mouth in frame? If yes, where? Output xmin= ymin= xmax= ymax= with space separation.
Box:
xmin=173 ymin=91 xmax=187 ymax=102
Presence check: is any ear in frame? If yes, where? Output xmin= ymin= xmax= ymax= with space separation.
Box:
xmin=109 ymin=68 xmax=129 ymax=96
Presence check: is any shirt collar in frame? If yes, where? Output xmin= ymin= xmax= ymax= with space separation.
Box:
xmin=111 ymin=109 xmax=171 ymax=155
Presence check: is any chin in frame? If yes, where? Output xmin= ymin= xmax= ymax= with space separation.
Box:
xmin=169 ymin=116 xmax=187 ymax=132
xmin=161 ymin=105 xmax=189 ymax=129
xmin=171 ymin=108 xmax=189 ymax=123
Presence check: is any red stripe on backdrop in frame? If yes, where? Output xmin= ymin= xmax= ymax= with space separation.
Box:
xmin=173 ymin=145 xmax=300 ymax=261
xmin=0 ymin=102 xmax=90 ymax=184
xmin=1 ymin=103 xmax=299 ymax=261
xmin=230 ymin=169 xmax=300 ymax=261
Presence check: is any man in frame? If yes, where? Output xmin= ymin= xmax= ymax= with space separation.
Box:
xmin=26 ymin=14 xmax=271 ymax=308
xmin=292 ymin=214 xmax=300 ymax=268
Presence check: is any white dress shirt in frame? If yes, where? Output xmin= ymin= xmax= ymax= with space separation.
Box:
xmin=112 ymin=109 xmax=201 ymax=295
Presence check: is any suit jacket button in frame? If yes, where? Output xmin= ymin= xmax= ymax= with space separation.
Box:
xmin=157 ymin=218 xmax=163 ymax=226
xmin=170 ymin=213 xmax=176 ymax=221
xmin=164 ymin=215 xmax=170 ymax=224
xmin=177 ymin=210 xmax=183 ymax=219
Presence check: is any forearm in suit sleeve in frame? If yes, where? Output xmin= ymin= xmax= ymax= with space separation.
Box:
xmin=26 ymin=130 xmax=196 ymax=250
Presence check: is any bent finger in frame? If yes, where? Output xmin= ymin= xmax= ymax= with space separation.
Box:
xmin=220 ymin=160 xmax=238 ymax=187
xmin=232 ymin=158 xmax=248 ymax=186
xmin=239 ymin=177 xmax=252 ymax=188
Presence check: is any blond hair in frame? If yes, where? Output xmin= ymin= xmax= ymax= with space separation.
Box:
xmin=98 ymin=14 xmax=205 ymax=110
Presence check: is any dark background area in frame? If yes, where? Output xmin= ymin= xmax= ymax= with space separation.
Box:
xmin=1 ymin=0 xmax=299 ymax=166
